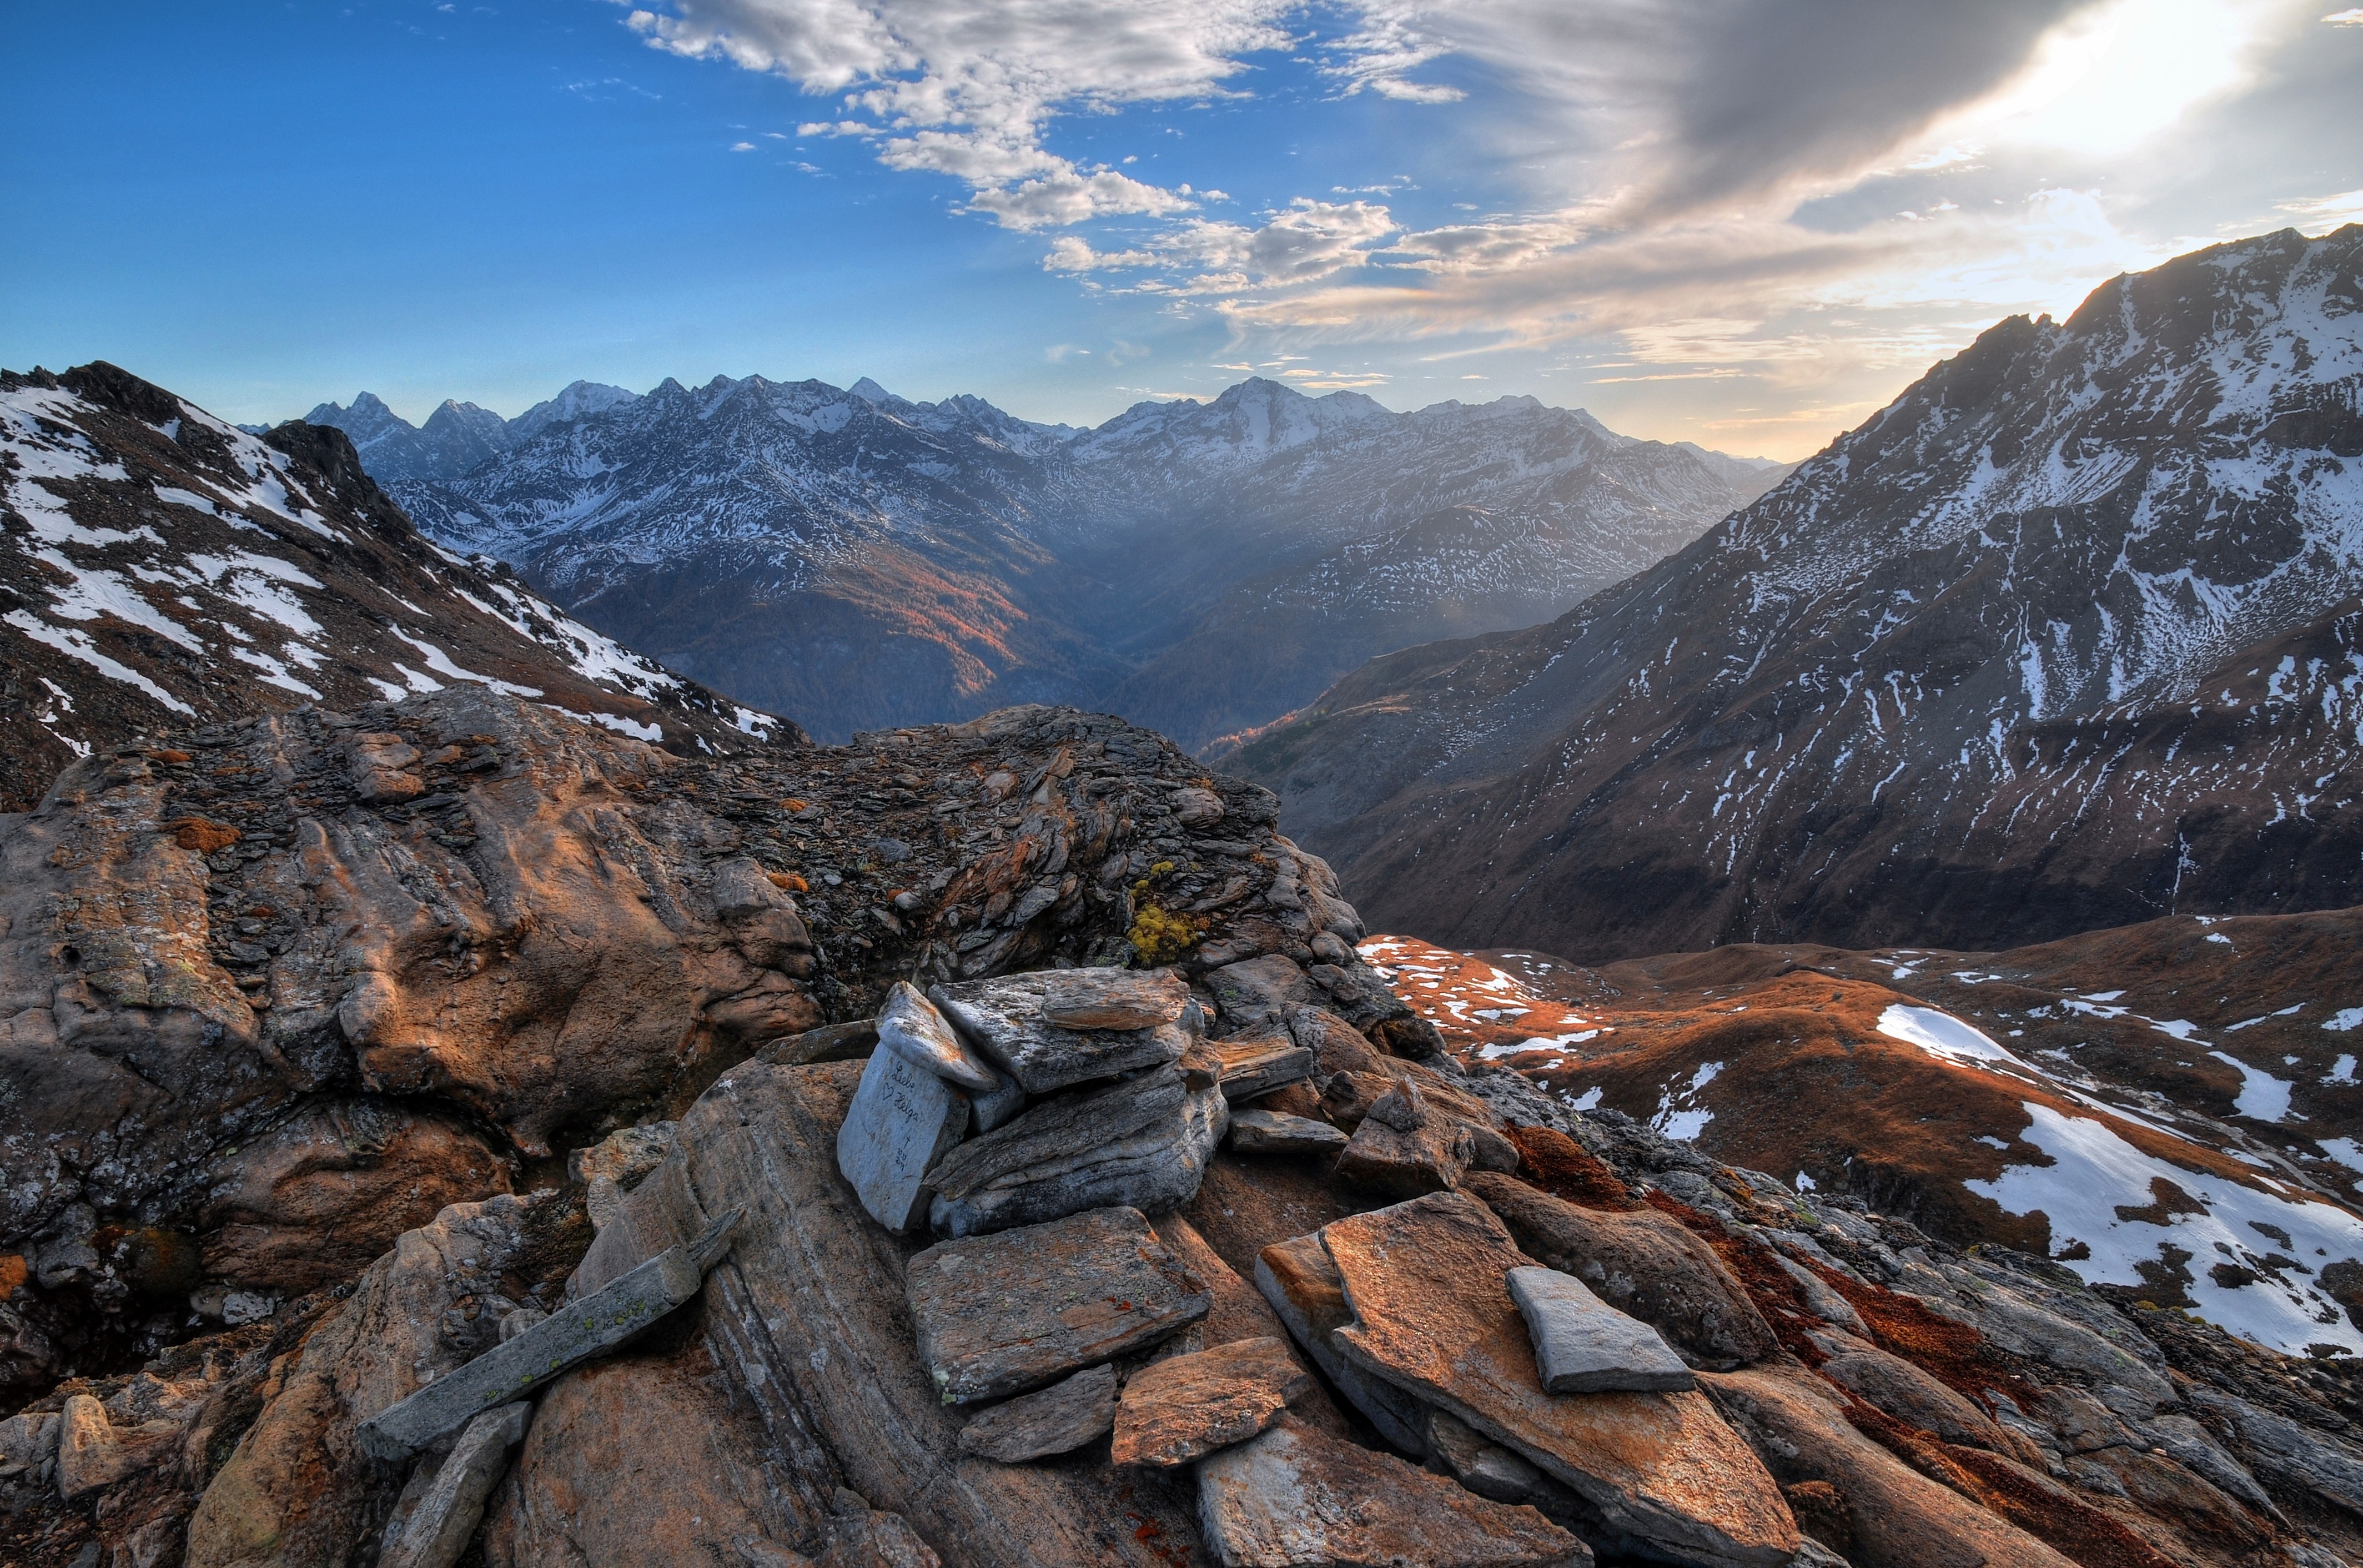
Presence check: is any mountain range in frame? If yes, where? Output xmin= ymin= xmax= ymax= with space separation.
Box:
xmin=304 ymin=375 xmax=1786 ymax=746
xmin=1228 ymin=225 xmax=2363 ymax=960
xmin=0 ymin=362 xmax=792 ymax=811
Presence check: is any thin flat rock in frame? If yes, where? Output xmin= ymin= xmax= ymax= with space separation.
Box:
xmin=836 ymin=1041 xmax=971 ymax=1234
xmin=1195 ymin=1419 xmax=1590 ymax=1568
xmin=907 ymin=1206 xmax=1211 ymax=1404
xmin=1040 ymin=968 xmax=1189 ymax=1032
xmin=1213 ymin=1038 xmax=1314 ymax=1102
xmin=1322 ymin=1193 xmax=1799 ymax=1568
xmin=959 ymin=1366 xmax=1119 ymax=1464
xmin=1110 ymin=1336 xmax=1309 ymax=1469
xmin=1228 ymin=1109 xmax=1349 ymax=1156
xmin=877 ymin=980 xmax=1000 ymax=1091
xmin=1507 ymin=1266 xmax=1694 ymax=1394
xmin=931 ymin=973 xmax=1186 ymax=1095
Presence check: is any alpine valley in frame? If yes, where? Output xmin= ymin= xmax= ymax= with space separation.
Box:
xmin=8 ymin=227 xmax=2363 ymax=1568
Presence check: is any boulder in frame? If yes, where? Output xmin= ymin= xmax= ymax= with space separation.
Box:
xmin=1109 ymin=1337 xmax=1309 ymax=1469
xmin=1333 ymin=1099 xmax=1476 ymax=1198
xmin=1227 ymin=1109 xmax=1348 ymax=1156
xmin=2186 ymin=1384 xmax=2363 ymax=1516
xmin=836 ymin=1042 xmax=972 ymax=1234
xmin=1039 ymin=968 xmax=1189 ymax=1032
xmin=1285 ymin=1005 xmax=1385 ymax=1078
xmin=1506 ymin=1267 xmax=1695 ymax=1395
xmin=1811 ymin=1333 xmax=2017 ymax=1454
xmin=1462 ymin=1172 xmax=1777 ymax=1370
xmin=567 ymin=1123 xmax=678 ymax=1190
xmin=0 ymin=1410 xmax=58 ymax=1481
xmin=380 ymin=1401 xmax=531 ymax=1568
xmin=56 ymin=1393 xmax=179 ymax=1500
xmin=484 ymin=1346 xmax=819 ymax=1568
xmin=906 ymin=1206 xmax=1211 ymax=1404
xmin=1195 ymin=1419 xmax=1590 ymax=1567
xmin=924 ymin=1069 xmax=1228 ymax=1238
xmin=958 ymin=1366 xmax=1119 ymax=1463
xmin=928 ymin=973 xmax=1186 ymax=1095
xmin=877 ymin=982 xmax=1000 ymax=1092
xmin=1701 ymin=1366 xmax=2077 ymax=1568
xmin=1323 ymin=1193 xmax=1799 ymax=1568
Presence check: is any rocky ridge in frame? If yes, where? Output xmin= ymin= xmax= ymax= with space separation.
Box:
xmin=3 ymin=692 xmax=2363 ymax=1566
xmin=1 ymin=363 xmax=792 ymax=811
xmin=1230 ymin=225 xmax=2363 ymax=958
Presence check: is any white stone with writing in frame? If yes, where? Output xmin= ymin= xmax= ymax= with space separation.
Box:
xmin=838 ymin=1039 xmax=971 ymax=1233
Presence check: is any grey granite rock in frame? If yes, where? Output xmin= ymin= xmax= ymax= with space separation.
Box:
xmin=1505 ymin=1267 xmax=1695 ymax=1395
xmin=837 ymin=1042 xmax=972 ymax=1233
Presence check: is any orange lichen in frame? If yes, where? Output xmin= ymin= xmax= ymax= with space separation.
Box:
xmin=1505 ymin=1124 xmax=1638 ymax=1210
xmin=768 ymin=871 xmax=809 ymax=893
xmin=167 ymin=817 xmax=241 ymax=854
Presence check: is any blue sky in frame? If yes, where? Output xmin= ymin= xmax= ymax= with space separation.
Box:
xmin=6 ymin=1 xmax=2358 ymax=458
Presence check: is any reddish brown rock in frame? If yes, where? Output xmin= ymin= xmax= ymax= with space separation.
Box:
xmin=1323 ymin=1193 xmax=1799 ymax=1568
xmin=1700 ymin=1366 xmax=2075 ymax=1568
xmin=1110 ymin=1337 xmax=1309 ymax=1468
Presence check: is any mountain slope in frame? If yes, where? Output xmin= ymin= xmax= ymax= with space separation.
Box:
xmin=1 ymin=362 xmax=795 ymax=810
xmin=1231 ymin=225 xmax=2363 ymax=960
xmin=329 ymin=373 xmax=1779 ymax=744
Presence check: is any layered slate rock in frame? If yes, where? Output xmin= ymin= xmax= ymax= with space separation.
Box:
xmin=1228 ymin=1109 xmax=1349 ymax=1155
xmin=1195 ymin=1419 xmax=1591 ymax=1567
xmin=1507 ymin=1267 xmax=1695 ymax=1395
xmin=1322 ymin=1193 xmax=1800 ymax=1568
xmin=907 ymin=1206 xmax=1211 ymax=1404
xmin=876 ymin=982 xmax=1000 ymax=1092
xmin=1039 ymin=968 xmax=1190 ymax=1032
xmin=958 ymin=1366 xmax=1119 ymax=1464
xmin=1462 ymin=1172 xmax=1777 ymax=1371
xmin=929 ymin=973 xmax=1188 ymax=1095
xmin=1109 ymin=1337 xmax=1310 ymax=1469
xmin=924 ymin=1070 xmax=1228 ymax=1239
xmin=1213 ymin=1037 xmax=1316 ymax=1102
xmin=379 ymin=1401 xmax=530 ymax=1568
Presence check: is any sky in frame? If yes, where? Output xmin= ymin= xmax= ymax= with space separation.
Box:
xmin=4 ymin=2 xmax=2359 ymax=459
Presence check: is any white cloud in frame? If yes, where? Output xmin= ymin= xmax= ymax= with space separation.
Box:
xmin=2322 ymin=7 xmax=2363 ymax=21
xmin=1042 ymin=199 xmax=1396 ymax=285
xmin=2277 ymin=189 xmax=2363 ymax=232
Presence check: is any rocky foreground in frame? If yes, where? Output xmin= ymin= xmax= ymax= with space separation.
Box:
xmin=5 ymin=695 xmax=2363 ymax=1566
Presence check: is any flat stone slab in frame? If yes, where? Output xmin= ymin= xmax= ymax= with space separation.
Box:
xmin=1322 ymin=1193 xmax=1799 ymax=1568
xmin=959 ymin=1365 xmax=1119 ymax=1464
xmin=907 ymin=1205 xmax=1211 ymax=1405
xmin=1228 ymin=1109 xmax=1349 ymax=1156
xmin=1213 ymin=1037 xmax=1314 ymax=1102
xmin=1110 ymin=1336 xmax=1309 ymax=1469
xmin=359 ymin=1214 xmax=736 ymax=1460
xmin=878 ymin=980 xmax=1001 ymax=1092
xmin=837 ymin=1038 xmax=972 ymax=1233
xmin=931 ymin=973 xmax=1186 ymax=1095
xmin=1507 ymin=1266 xmax=1695 ymax=1394
xmin=1196 ymin=1419 xmax=1590 ymax=1567
xmin=1251 ymin=1234 xmax=1432 ymax=1454
xmin=926 ymin=1071 xmax=1226 ymax=1238
xmin=1040 ymin=968 xmax=1189 ymax=1032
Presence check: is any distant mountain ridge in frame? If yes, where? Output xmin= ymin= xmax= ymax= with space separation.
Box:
xmin=1228 ymin=225 xmax=2363 ymax=959
xmin=301 ymin=375 xmax=1783 ymax=743
xmin=0 ymin=361 xmax=795 ymax=810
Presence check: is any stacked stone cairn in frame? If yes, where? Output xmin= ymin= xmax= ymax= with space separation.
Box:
xmin=833 ymin=964 xmax=1804 ymax=1567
